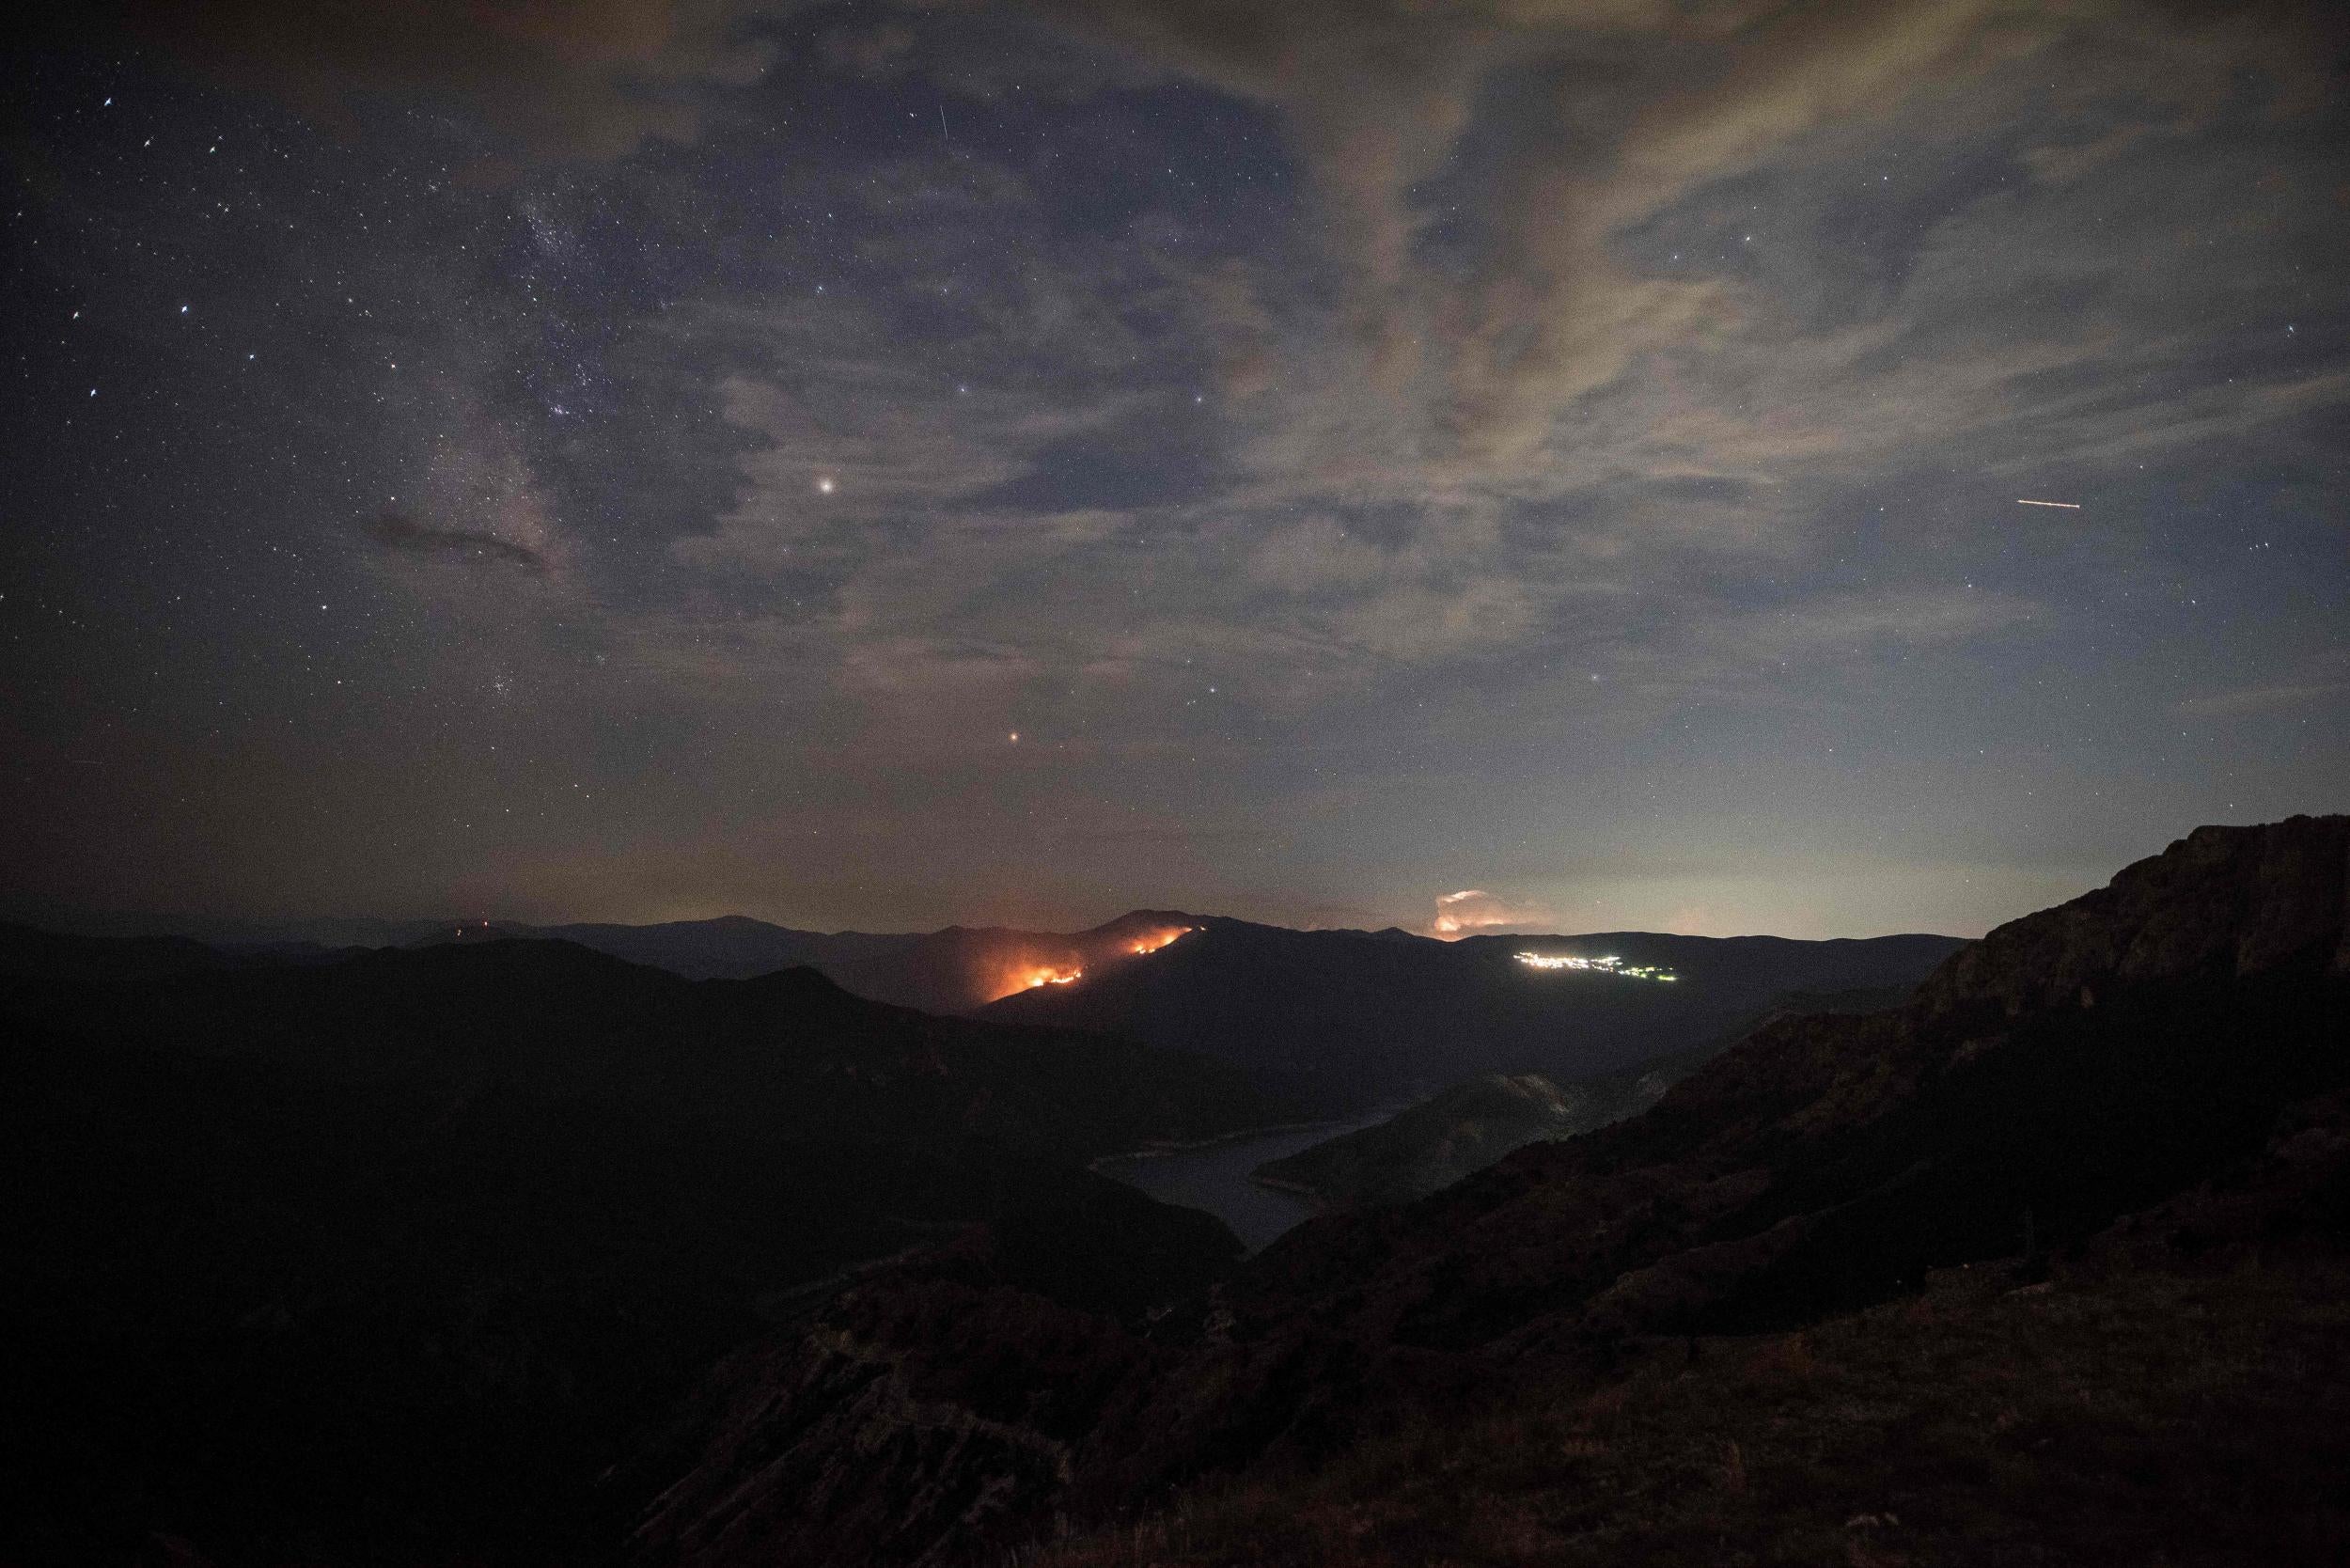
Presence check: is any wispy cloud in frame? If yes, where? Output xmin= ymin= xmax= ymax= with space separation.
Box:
xmin=367 ymin=510 xmax=547 ymax=573
xmin=75 ymin=0 xmax=2337 ymax=930
xmin=2176 ymin=682 xmax=2347 ymax=719
xmin=137 ymin=0 xmax=778 ymax=163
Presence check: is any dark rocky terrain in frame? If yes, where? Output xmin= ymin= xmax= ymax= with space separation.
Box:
xmin=985 ymin=921 xmax=1962 ymax=1113
xmin=1251 ymin=1069 xmax=1677 ymax=1210
xmin=1257 ymin=986 xmax=1921 ymax=1210
xmin=8 ymin=818 xmax=2343 ymax=1567
xmin=634 ymin=817 xmax=2350 ymax=1567
xmin=0 ymin=933 xmax=1274 ymax=1565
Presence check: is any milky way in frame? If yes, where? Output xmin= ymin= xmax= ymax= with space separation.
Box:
xmin=4 ymin=2 xmax=2345 ymax=938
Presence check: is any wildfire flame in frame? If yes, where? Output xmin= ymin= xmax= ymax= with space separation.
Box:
xmin=978 ymin=955 xmax=1087 ymax=1003
xmin=980 ymin=927 xmax=1192 ymax=1004
xmin=1128 ymin=926 xmax=1192 ymax=956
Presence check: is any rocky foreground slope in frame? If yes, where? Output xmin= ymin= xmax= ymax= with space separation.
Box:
xmin=0 ymin=937 xmax=1273 ymax=1566
xmin=634 ymin=818 xmax=2350 ymax=1567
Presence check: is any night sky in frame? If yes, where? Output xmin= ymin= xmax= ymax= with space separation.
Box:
xmin=5 ymin=1 xmax=2345 ymax=940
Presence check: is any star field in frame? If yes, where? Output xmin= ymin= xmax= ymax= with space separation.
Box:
xmin=2 ymin=1 xmax=2346 ymax=939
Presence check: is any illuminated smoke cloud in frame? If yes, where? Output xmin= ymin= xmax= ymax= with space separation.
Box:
xmin=1430 ymin=889 xmax=1552 ymax=939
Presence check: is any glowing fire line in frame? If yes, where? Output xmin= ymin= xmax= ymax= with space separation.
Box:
xmin=1128 ymin=926 xmax=1193 ymax=956
xmin=987 ymin=926 xmax=1192 ymax=1001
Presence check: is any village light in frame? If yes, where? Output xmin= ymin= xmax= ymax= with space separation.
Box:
xmin=1513 ymin=952 xmax=1679 ymax=983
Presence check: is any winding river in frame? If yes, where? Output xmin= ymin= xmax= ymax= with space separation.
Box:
xmin=1096 ymin=1106 xmax=1404 ymax=1252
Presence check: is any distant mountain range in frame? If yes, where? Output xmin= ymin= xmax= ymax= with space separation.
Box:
xmin=0 ymin=906 xmax=1207 ymax=1013
xmin=634 ymin=816 xmax=2350 ymax=1568
xmin=10 ymin=902 xmax=1968 ymax=1116
xmin=984 ymin=921 xmax=1963 ymax=1110
xmin=0 ymin=932 xmax=1274 ymax=1563
xmin=425 ymin=907 xmax=1204 ymax=1015
xmin=10 ymin=820 xmax=2346 ymax=1565
xmin=424 ymin=917 xmax=1971 ymax=1117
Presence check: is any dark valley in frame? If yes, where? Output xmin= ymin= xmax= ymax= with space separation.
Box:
xmin=1 ymin=819 xmax=2343 ymax=1564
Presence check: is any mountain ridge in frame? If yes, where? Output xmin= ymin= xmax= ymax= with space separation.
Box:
xmin=0 ymin=930 xmax=1278 ymax=1564
xmin=630 ymin=817 xmax=2350 ymax=1567
xmin=985 ymin=918 xmax=1964 ymax=1111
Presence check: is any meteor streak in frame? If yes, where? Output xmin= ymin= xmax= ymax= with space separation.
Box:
xmin=2017 ymin=499 xmax=2081 ymax=509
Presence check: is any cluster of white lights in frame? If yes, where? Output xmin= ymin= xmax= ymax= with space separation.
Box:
xmin=1513 ymin=952 xmax=1678 ymax=982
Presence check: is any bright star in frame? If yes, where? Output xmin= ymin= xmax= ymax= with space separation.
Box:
xmin=817 ymin=477 xmax=837 ymax=494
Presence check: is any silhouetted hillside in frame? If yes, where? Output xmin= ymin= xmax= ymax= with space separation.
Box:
xmin=634 ymin=818 xmax=2350 ymax=1568
xmin=418 ymin=909 xmax=1203 ymax=1014
xmin=1256 ymin=985 xmax=1921 ymax=1208
xmin=13 ymin=820 xmax=2344 ymax=1567
xmin=0 ymin=921 xmax=237 ymax=983
xmin=1252 ymin=1070 xmax=1662 ymax=1209
xmin=0 ymin=933 xmax=1273 ymax=1565
xmin=985 ymin=919 xmax=1963 ymax=1112
xmin=14 ymin=913 xmax=1960 ymax=1119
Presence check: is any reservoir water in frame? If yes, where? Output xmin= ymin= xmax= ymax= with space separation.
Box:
xmin=1097 ymin=1106 xmax=1403 ymax=1252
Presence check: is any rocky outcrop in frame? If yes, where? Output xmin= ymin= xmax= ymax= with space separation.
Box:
xmin=1001 ymin=820 xmax=2350 ymax=1530
xmin=631 ymin=1322 xmax=1082 ymax=1568
xmin=626 ymin=1221 xmax=1218 ymax=1568
xmin=1917 ymin=815 xmax=2350 ymax=1020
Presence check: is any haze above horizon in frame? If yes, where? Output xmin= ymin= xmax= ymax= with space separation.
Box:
xmin=5 ymin=3 xmax=2343 ymax=942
